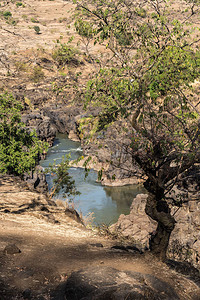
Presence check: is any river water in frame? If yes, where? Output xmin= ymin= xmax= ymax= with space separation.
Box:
xmin=40 ymin=133 xmax=145 ymax=225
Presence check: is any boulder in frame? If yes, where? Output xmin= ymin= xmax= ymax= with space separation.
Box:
xmin=65 ymin=207 xmax=84 ymax=225
xmin=3 ymin=244 xmax=21 ymax=255
xmin=68 ymin=130 xmax=80 ymax=142
xmin=64 ymin=266 xmax=179 ymax=300
xmin=110 ymin=194 xmax=200 ymax=268
xmin=24 ymin=166 xmax=48 ymax=193
xmin=110 ymin=194 xmax=156 ymax=250
xmin=22 ymin=110 xmax=57 ymax=146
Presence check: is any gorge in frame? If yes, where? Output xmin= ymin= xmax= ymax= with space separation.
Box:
xmin=0 ymin=0 xmax=200 ymax=298
xmin=40 ymin=133 xmax=146 ymax=225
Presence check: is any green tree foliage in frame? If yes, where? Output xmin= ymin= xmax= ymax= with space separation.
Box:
xmin=46 ymin=155 xmax=80 ymax=200
xmin=0 ymin=92 xmax=47 ymax=176
xmin=75 ymin=19 xmax=95 ymax=56
xmin=74 ymin=0 xmax=200 ymax=260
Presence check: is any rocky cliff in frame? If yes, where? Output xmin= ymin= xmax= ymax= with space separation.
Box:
xmin=110 ymin=194 xmax=200 ymax=269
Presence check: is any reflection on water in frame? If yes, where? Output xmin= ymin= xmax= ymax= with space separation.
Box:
xmin=40 ymin=133 xmax=146 ymax=225
xmin=104 ymin=185 xmax=145 ymax=214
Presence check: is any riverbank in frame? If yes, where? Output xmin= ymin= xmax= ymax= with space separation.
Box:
xmin=0 ymin=175 xmax=200 ymax=299
xmin=40 ymin=133 xmax=146 ymax=225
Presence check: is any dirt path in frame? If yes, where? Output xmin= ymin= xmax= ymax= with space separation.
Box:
xmin=0 ymin=175 xmax=199 ymax=299
xmin=0 ymin=175 xmax=150 ymax=298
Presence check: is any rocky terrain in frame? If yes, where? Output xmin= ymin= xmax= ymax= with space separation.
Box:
xmin=111 ymin=194 xmax=200 ymax=269
xmin=0 ymin=175 xmax=200 ymax=299
xmin=0 ymin=1 xmax=200 ymax=298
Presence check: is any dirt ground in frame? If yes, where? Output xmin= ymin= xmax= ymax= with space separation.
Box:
xmin=0 ymin=175 xmax=199 ymax=299
xmin=0 ymin=175 xmax=149 ymax=299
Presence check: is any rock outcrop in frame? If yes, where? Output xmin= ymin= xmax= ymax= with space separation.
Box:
xmin=21 ymin=105 xmax=81 ymax=147
xmin=79 ymin=120 xmax=144 ymax=186
xmin=64 ymin=266 xmax=190 ymax=300
xmin=0 ymin=174 xmax=84 ymax=226
xmin=23 ymin=166 xmax=48 ymax=193
xmin=110 ymin=194 xmax=200 ymax=268
xmin=110 ymin=194 xmax=156 ymax=250
xmin=12 ymin=82 xmax=83 ymax=146
xmin=21 ymin=110 xmax=57 ymax=146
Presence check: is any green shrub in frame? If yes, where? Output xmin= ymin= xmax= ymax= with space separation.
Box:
xmin=3 ymin=11 xmax=12 ymax=18
xmin=135 ymin=8 xmax=147 ymax=18
xmin=46 ymin=155 xmax=80 ymax=200
xmin=0 ymin=92 xmax=47 ymax=176
xmin=30 ymin=66 xmax=44 ymax=83
xmin=33 ymin=25 xmax=40 ymax=34
xmin=16 ymin=2 xmax=23 ymax=7
xmin=52 ymin=42 xmax=80 ymax=66
xmin=2 ymin=11 xmax=17 ymax=25
xmin=31 ymin=17 xmax=39 ymax=23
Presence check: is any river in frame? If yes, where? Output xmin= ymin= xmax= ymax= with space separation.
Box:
xmin=40 ymin=133 xmax=146 ymax=225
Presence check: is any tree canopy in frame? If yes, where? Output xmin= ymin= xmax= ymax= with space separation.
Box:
xmin=0 ymin=92 xmax=47 ymax=176
xmin=74 ymin=0 xmax=200 ymax=260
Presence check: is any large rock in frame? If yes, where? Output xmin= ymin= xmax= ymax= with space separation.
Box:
xmin=110 ymin=194 xmax=156 ymax=250
xmin=13 ymin=83 xmax=84 ymax=146
xmin=110 ymin=194 xmax=200 ymax=268
xmin=23 ymin=166 xmax=48 ymax=193
xmin=21 ymin=105 xmax=82 ymax=146
xmin=21 ymin=110 xmax=57 ymax=146
xmin=81 ymin=120 xmax=143 ymax=186
xmin=64 ymin=266 xmax=179 ymax=300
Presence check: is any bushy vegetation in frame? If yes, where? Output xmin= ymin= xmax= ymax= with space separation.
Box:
xmin=1 ymin=10 xmax=17 ymax=25
xmin=0 ymin=93 xmax=47 ymax=176
xmin=31 ymin=17 xmax=39 ymax=23
xmin=30 ymin=66 xmax=44 ymax=82
xmin=46 ymin=155 xmax=80 ymax=200
xmin=33 ymin=25 xmax=41 ymax=34
xmin=3 ymin=11 xmax=12 ymax=18
xmin=52 ymin=41 xmax=80 ymax=66
xmin=75 ymin=19 xmax=95 ymax=56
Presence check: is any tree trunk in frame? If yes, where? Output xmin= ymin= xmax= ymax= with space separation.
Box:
xmin=145 ymin=193 xmax=176 ymax=261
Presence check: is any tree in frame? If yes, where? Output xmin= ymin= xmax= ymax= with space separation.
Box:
xmin=0 ymin=92 xmax=47 ymax=176
xmin=74 ymin=0 xmax=200 ymax=260
xmin=46 ymin=154 xmax=80 ymax=200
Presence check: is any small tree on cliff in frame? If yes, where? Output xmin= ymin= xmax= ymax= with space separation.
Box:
xmin=46 ymin=154 xmax=80 ymax=200
xmin=0 ymin=92 xmax=47 ymax=176
xmin=74 ymin=0 xmax=200 ymax=260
